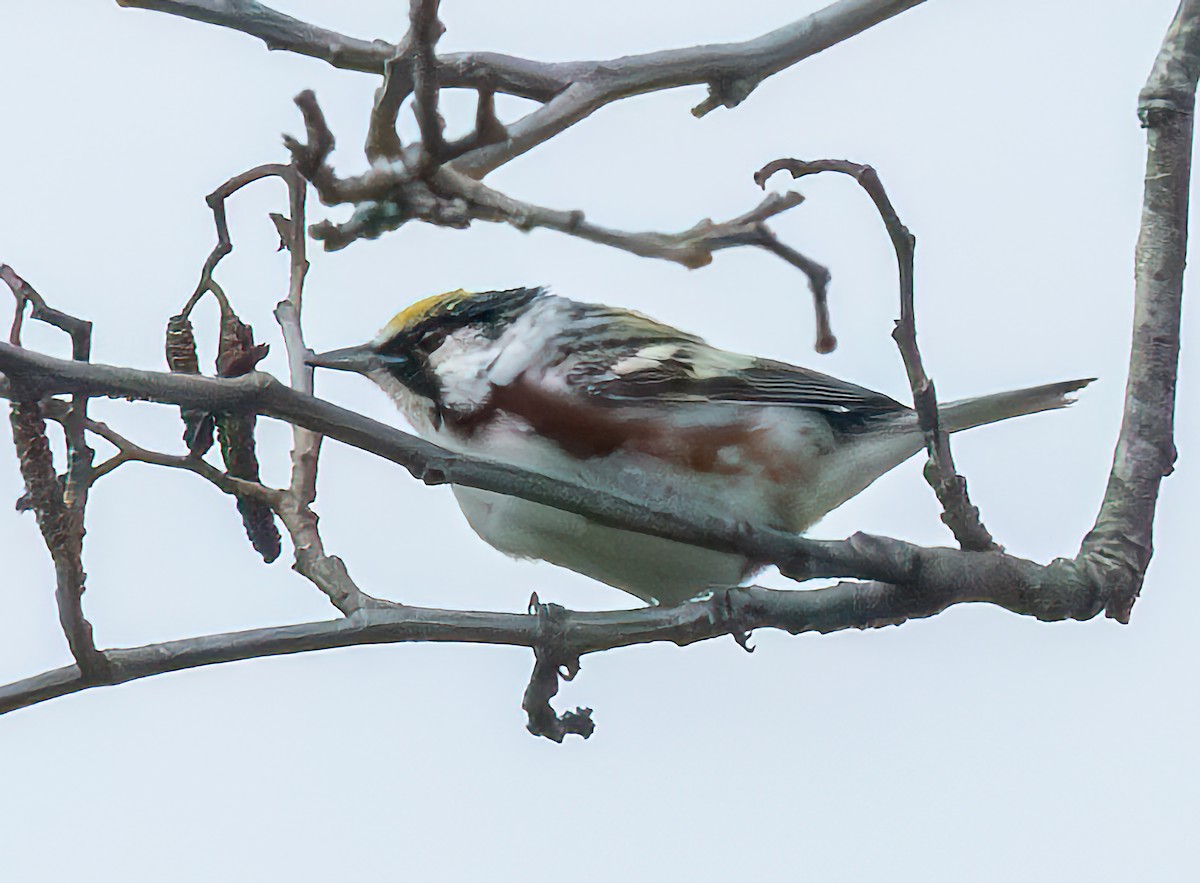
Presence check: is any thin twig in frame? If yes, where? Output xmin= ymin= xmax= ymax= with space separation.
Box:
xmin=285 ymin=90 xmax=833 ymax=347
xmin=7 ymin=402 xmax=106 ymax=679
xmin=441 ymin=90 xmax=508 ymax=163
xmin=409 ymin=0 xmax=445 ymax=165
xmin=283 ymin=91 xmax=355 ymax=206
xmin=269 ymin=166 xmax=378 ymax=616
xmin=181 ymin=164 xmax=296 ymax=318
xmin=2 ymin=265 xmax=92 ymax=356
xmin=752 ymin=227 xmax=836 ymax=353
xmin=365 ymin=33 xmax=416 ymax=162
xmin=181 ymin=161 xmax=375 ymax=614
xmin=147 ymin=0 xmax=930 ymax=189
xmin=70 ymin=400 xmax=382 ymax=616
xmin=116 ymin=0 xmax=397 ymax=74
xmin=0 ymin=267 xmax=96 ymax=508
xmin=1 ymin=266 xmax=105 ymax=676
xmin=449 ymin=173 xmax=806 ymax=267
xmin=119 ymin=0 xmax=928 ymax=139
xmin=84 ymin=416 xmax=279 ymax=504
xmin=295 ymin=135 xmax=809 ymax=264
xmin=449 ymin=0 xmax=932 ymax=177
xmin=755 ymin=159 xmax=1000 ymax=551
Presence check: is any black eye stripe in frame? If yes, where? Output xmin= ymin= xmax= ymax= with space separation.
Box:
xmin=376 ymin=287 xmax=544 ymax=403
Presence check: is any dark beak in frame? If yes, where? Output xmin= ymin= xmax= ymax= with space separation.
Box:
xmin=306 ymin=345 xmax=378 ymax=374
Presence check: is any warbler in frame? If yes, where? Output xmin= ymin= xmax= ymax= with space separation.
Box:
xmin=309 ymin=288 xmax=1090 ymax=606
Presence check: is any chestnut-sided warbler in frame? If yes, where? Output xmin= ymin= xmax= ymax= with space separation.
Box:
xmin=309 ymin=288 xmax=1089 ymax=606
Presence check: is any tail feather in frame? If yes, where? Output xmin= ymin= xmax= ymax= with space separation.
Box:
xmin=938 ymin=378 xmax=1094 ymax=434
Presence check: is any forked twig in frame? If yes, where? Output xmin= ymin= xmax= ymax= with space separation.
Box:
xmin=756 ymin=158 xmax=1001 ymax=551
xmin=1 ymin=265 xmax=106 ymax=677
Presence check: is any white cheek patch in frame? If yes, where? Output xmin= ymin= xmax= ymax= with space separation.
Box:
xmin=428 ymin=327 xmax=498 ymax=409
xmin=487 ymin=297 xmax=571 ymax=386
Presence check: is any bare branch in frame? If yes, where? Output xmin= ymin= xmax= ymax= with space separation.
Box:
xmin=445 ymin=174 xmax=838 ymax=349
xmin=1 ymin=267 xmax=104 ymax=676
xmin=450 ymin=0 xmax=931 ymax=177
xmin=181 ymin=163 xmax=296 ymax=317
xmin=448 ymin=173 xmax=805 ymax=267
xmin=1080 ymin=0 xmax=1200 ymax=622
xmin=0 ymin=564 xmax=1101 ymax=721
xmin=81 ymin=414 xmax=279 ymax=504
xmin=269 ymin=169 xmax=318 ymax=498
xmin=0 ymin=344 xmax=1111 ymax=626
xmin=8 ymin=401 xmax=106 ymax=679
xmin=124 ymin=0 xmax=927 ymax=179
xmin=121 ymin=0 xmax=927 ymax=120
xmin=441 ymin=90 xmax=508 ymax=163
xmin=283 ymin=93 xmax=343 ymax=204
xmin=116 ymin=0 xmax=396 ymax=73
xmin=409 ymin=0 xmax=445 ymax=164
xmin=176 ymin=160 xmax=376 ymax=613
xmin=755 ymin=159 xmax=1000 ymax=551
xmin=1 ymin=267 xmax=97 ymax=512
xmin=287 ymin=90 xmax=834 ymax=347
xmin=365 ymin=34 xmax=416 ymax=162
xmin=116 ymin=0 xmax=566 ymax=100
xmin=269 ymin=165 xmax=380 ymax=617
xmin=753 ymin=228 xmax=836 ymax=353
xmin=2 ymin=266 xmax=92 ymax=358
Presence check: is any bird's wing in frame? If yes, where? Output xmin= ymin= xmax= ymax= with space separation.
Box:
xmin=555 ymin=308 xmax=906 ymax=417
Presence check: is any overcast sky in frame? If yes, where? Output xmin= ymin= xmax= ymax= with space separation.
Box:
xmin=0 ymin=1 xmax=1195 ymax=880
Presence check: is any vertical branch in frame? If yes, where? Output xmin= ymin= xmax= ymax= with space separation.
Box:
xmin=179 ymin=162 xmax=379 ymax=612
xmin=271 ymin=165 xmax=321 ymax=504
xmin=754 ymin=159 xmax=1000 ymax=551
xmin=1082 ymin=0 xmax=1200 ymax=622
xmin=268 ymin=166 xmax=381 ymax=615
xmin=1 ymin=267 xmax=98 ymax=512
xmin=2 ymin=266 xmax=106 ymax=678
xmin=409 ymin=0 xmax=446 ymax=164
xmin=365 ymin=33 xmax=416 ymax=162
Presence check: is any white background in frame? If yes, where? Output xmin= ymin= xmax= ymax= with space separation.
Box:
xmin=0 ymin=1 xmax=1195 ymax=880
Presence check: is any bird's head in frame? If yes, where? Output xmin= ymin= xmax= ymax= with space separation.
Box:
xmin=307 ymin=286 xmax=543 ymax=407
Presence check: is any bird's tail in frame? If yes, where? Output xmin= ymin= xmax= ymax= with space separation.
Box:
xmin=937 ymin=378 xmax=1094 ymax=434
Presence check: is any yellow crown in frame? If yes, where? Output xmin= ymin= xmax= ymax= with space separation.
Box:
xmin=376 ymin=289 xmax=469 ymax=342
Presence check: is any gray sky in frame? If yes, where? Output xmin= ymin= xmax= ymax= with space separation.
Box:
xmin=0 ymin=1 xmax=1195 ymax=880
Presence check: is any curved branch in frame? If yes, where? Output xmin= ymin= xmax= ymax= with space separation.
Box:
xmin=755 ymin=159 xmax=999 ymax=550
xmin=445 ymin=173 xmax=807 ymax=269
xmin=450 ymin=0 xmax=930 ymax=176
xmin=121 ymin=0 xmax=929 ymax=177
xmin=1079 ymin=0 xmax=1200 ymax=622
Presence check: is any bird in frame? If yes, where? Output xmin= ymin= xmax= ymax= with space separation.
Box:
xmin=308 ymin=287 xmax=1090 ymax=607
